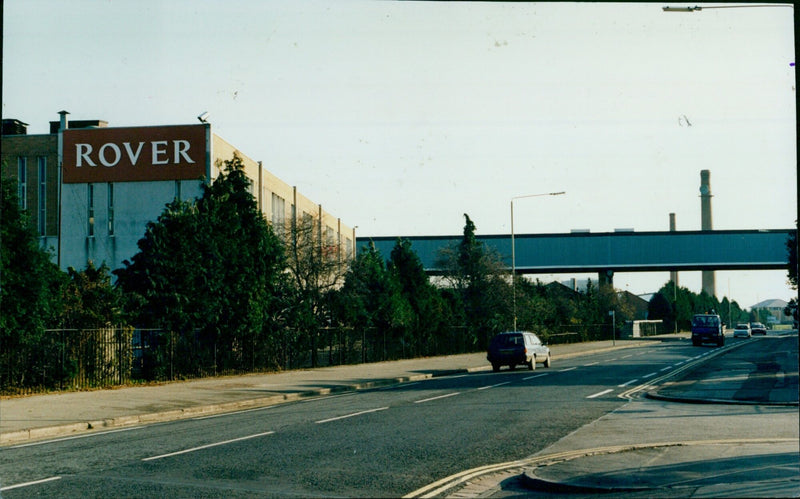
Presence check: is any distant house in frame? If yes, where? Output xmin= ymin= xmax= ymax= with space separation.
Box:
xmin=618 ymin=290 xmax=650 ymax=321
xmin=750 ymin=299 xmax=790 ymax=324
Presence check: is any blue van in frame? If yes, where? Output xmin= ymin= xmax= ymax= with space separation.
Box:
xmin=691 ymin=314 xmax=724 ymax=346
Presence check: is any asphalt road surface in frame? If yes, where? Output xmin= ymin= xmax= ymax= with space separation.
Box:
xmin=1 ymin=334 xmax=795 ymax=497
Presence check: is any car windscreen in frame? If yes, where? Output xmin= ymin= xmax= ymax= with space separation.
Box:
xmin=692 ymin=316 xmax=719 ymax=327
xmin=492 ymin=335 xmax=523 ymax=347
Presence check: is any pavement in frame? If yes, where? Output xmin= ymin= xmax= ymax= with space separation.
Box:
xmin=2 ymin=333 xmax=798 ymax=498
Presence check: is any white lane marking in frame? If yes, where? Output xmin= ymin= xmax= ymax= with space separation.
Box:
xmin=642 ymin=372 xmax=658 ymax=379
xmin=194 ymin=406 xmax=275 ymax=420
xmin=618 ymin=378 xmax=639 ymax=387
xmin=523 ymin=373 xmax=549 ymax=381
xmin=1 ymin=476 xmax=61 ymax=491
xmin=315 ymin=407 xmax=389 ymax=424
xmin=621 ymin=354 xmax=633 ymax=359
xmin=559 ymin=367 xmax=577 ymax=372
xmin=414 ymin=392 xmax=461 ymax=404
xmin=660 ymin=366 xmax=673 ymax=372
xmin=300 ymin=392 xmax=356 ymax=403
xmin=478 ymin=382 xmax=510 ymax=391
xmin=587 ymin=389 xmax=614 ymax=399
xmin=142 ymin=431 xmax=275 ymax=461
xmin=583 ymin=362 xmax=599 ymax=366
xmin=9 ymin=426 xmax=144 ymax=448
xmin=379 ymin=382 xmax=421 ymax=390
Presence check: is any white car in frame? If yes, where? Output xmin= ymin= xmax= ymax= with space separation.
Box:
xmin=733 ymin=323 xmax=751 ymax=338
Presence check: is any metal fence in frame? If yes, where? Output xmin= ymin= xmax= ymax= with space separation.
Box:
xmin=1 ymin=322 xmax=620 ymax=395
xmin=1 ymin=328 xmax=135 ymax=395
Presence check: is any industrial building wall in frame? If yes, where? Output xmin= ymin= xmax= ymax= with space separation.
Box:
xmin=3 ymin=118 xmax=356 ymax=274
xmin=0 ymin=134 xmax=59 ymax=251
xmin=59 ymin=180 xmax=204 ymax=273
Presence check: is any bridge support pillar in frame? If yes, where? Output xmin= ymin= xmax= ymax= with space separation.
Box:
xmin=599 ymin=269 xmax=614 ymax=288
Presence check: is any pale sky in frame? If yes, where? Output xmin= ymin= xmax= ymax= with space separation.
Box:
xmin=3 ymin=1 xmax=796 ymax=309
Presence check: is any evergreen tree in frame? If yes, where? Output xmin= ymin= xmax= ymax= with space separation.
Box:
xmin=787 ymin=223 xmax=797 ymax=290
xmin=114 ymin=154 xmax=286 ymax=374
xmin=388 ymin=238 xmax=446 ymax=356
xmin=1 ymin=176 xmax=65 ymax=387
xmin=436 ymin=214 xmax=511 ymax=349
xmin=61 ymin=262 xmax=123 ymax=329
xmin=337 ymin=242 xmax=409 ymax=361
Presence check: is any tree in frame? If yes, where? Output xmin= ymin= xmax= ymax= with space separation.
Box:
xmin=436 ymin=214 xmax=511 ymax=350
xmin=61 ymin=262 xmax=123 ymax=329
xmin=335 ymin=242 xmax=409 ymax=361
xmin=388 ymin=238 xmax=447 ymax=356
xmin=648 ymin=291 xmax=674 ymax=332
xmin=1 ymin=175 xmax=66 ymax=388
xmin=114 ymin=154 xmax=286 ymax=374
xmin=280 ymin=212 xmax=349 ymax=367
xmin=787 ymin=223 xmax=797 ymax=290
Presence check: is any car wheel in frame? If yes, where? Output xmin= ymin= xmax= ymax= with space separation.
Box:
xmin=528 ymin=357 xmax=535 ymax=371
xmin=492 ymin=363 xmax=500 ymax=372
xmin=544 ymin=354 xmax=551 ymax=368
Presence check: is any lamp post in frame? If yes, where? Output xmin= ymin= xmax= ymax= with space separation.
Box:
xmin=510 ymin=191 xmax=565 ymax=331
xmin=663 ymin=4 xmax=792 ymax=11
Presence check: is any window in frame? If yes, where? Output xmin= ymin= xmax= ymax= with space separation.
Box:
xmin=87 ymin=184 xmax=95 ymax=237
xmin=37 ymin=157 xmax=46 ymax=235
xmin=108 ymin=183 xmax=115 ymax=236
xmin=271 ymin=193 xmax=285 ymax=234
xmin=17 ymin=157 xmax=27 ymax=209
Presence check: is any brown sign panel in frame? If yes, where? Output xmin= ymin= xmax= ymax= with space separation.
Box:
xmin=63 ymin=124 xmax=208 ymax=183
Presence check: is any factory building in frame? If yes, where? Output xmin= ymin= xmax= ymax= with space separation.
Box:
xmin=1 ymin=113 xmax=355 ymax=274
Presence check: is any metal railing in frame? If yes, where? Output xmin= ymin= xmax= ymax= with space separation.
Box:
xmin=1 ymin=322 xmax=632 ymax=395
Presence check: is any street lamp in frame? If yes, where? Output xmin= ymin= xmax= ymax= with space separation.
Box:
xmin=663 ymin=4 xmax=792 ymax=11
xmin=510 ymin=191 xmax=565 ymax=331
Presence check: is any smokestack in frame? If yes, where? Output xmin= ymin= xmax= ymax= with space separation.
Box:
xmin=669 ymin=213 xmax=678 ymax=287
xmin=699 ymin=170 xmax=715 ymax=297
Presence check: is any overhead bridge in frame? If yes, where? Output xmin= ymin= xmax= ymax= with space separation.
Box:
xmin=358 ymin=229 xmax=794 ymax=282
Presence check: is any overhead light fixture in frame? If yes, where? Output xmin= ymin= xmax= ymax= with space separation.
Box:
xmin=197 ymin=111 xmax=210 ymax=123
xmin=663 ymin=5 xmax=702 ymax=11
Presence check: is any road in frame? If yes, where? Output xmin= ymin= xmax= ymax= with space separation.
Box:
xmin=1 ymin=334 xmax=796 ymax=497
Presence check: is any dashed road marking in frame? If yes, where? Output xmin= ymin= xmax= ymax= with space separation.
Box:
xmin=142 ymin=431 xmax=275 ymax=461
xmin=0 ymin=476 xmax=61 ymax=491
xmin=587 ymin=389 xmax=614 ymax=399
xmin=315 ymin=407 xmax=389 ymax=423
xmin=414 ymin=393 xmax=460 ymax=404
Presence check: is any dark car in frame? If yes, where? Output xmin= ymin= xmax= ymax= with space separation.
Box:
xmin=487 ymin=331 xmax=551 ymax=372
xmin=750 ymin=322 xmax=767 ymax=335
xmin=691 ymin=314 xmax=725 ymax=346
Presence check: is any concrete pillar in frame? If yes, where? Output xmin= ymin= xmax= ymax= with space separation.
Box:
xmin=700 ymin=170 xmax=716 ymax=297
xmin=598 ymin=269 xmax=614 ymax=288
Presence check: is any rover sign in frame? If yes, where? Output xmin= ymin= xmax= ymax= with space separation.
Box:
xmin=63 ymin=124 xmax=207 ymax=183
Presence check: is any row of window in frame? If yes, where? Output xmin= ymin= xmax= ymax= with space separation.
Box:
xmin=85 ymin=183 xmax=115 ymax=237
xmin=17 ymin=159 xmax=351 ymax=253
xmin=17 ymin=156 xmax=48 ymax=236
